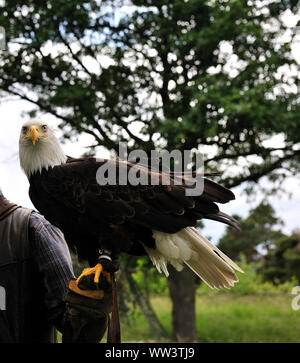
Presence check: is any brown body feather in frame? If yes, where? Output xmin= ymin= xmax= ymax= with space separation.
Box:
xmin=29 ymin=156 xmax=238 ymax=265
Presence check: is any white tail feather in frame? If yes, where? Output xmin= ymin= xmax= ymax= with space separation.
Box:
xmin=145 ymin=227 xmax=244 ymax=289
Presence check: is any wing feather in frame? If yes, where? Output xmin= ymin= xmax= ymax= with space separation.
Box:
xmin=29 ymin=156 xmax=239 ymax=240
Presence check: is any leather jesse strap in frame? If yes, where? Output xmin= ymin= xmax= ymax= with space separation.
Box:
xmin=0 ymin=199 xmax=20 ymax=222
xmin=107 ymin=274 xmax=121 ymax=343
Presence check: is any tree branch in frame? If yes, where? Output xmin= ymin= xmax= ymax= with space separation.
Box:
xmin=57 ymin=30 xmax=93 ymax=77
xmin=225 ymin=150 xmax=300 ymax=189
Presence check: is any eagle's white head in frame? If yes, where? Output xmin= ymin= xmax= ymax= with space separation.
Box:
xmin=19 ymin=120 xmax=67 ymax=178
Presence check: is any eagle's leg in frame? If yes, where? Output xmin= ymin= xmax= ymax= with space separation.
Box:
xmin=76 ymin=249 xmax=112 ymax=286
xmin=76 ymin=263 xmax=102 ymax=284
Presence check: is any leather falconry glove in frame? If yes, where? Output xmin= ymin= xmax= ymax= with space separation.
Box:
xmin=62 ymin=271 xmax=113 ymax=343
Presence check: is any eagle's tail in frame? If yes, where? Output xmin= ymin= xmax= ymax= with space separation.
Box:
xmin=145 ymin=227 xmax=244 ymax=289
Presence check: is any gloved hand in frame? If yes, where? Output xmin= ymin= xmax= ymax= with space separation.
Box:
xmin=62 ymin=270 xmax=113 ymax=343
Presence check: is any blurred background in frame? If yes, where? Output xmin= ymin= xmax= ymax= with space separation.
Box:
xmin=0 ymin=0 xmax=300 ymax=342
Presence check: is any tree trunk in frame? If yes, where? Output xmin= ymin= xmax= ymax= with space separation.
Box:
xmin=124 ymin=268 xmax=167 ymax=340
xmin=167 ymin=266 xmax=198 ymax=342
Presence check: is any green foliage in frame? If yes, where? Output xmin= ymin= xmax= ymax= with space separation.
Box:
xmin=0 ymin=0 xmax=300 ymax=190
xmin=120 ymin=254 xmax=299 ymax=300
xmin=131 ymin=257 xmax=169 ymax=295
xmin=116 ymin=255 xmax=168 ymax=325
xmin=263 ymin=233 xmax=300 ymax=283
xmin=217 ymin=202 xmax=300 ymax=286
xmin=218 ymin=201 xmax=284 ymax=262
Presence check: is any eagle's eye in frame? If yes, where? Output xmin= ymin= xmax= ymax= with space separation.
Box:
xmin=22 ymin=126 xmax=28 ymax=134
xmin=41 ymin=125 xmax=48 ymax=132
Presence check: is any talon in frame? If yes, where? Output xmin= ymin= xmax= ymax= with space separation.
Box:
xmin=94 ymin=263 xmax=103 ymax=283
xmin=76 ymin=263 xmax=103 ymax=285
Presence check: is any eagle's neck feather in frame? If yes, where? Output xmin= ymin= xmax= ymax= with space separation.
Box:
xmin=20 ymin=139 xmax=67 ymax=178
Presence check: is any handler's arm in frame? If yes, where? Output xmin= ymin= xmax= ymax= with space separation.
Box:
xmin=29 ymin=211 xmax=112 ymax=342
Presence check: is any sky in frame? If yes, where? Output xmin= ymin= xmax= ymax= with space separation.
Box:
xmin=0 ymin=6 xmax=299 ymax=245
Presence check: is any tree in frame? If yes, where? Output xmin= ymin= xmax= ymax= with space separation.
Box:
xmin=218 ymin=201 xmax=284 ymax=263
xmin=218 ymin=202 xmax=300 ymax=285
xmin=262 ymin=232 xmax=300 ymax=283
xmin=1 ymin=0 xmax=300 ymax=341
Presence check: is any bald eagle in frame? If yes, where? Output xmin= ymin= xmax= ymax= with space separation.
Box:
xmin=19 ymin=120 xmax=243 ymax=289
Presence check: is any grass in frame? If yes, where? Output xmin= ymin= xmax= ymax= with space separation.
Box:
xmin=120 ymin=293 xmax=300 ymax=343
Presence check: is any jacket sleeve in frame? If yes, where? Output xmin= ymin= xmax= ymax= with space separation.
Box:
xmin=29 ymin=211 xmax=111 ymax=342
xmin=28 ymin=211 xmax=75 ymax=330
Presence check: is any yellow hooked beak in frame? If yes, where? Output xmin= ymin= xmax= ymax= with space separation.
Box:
xmin=24 ymin=125 xmax=46 ymax=145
